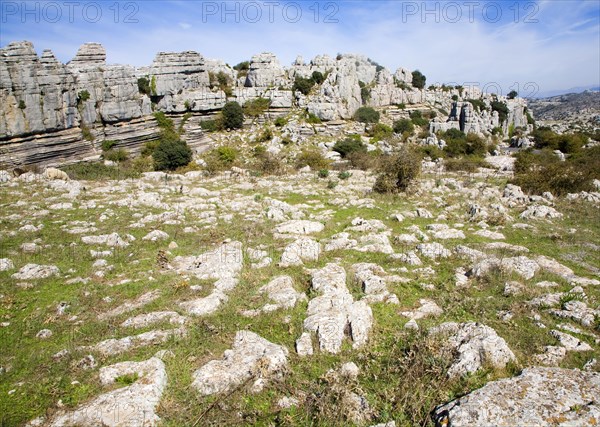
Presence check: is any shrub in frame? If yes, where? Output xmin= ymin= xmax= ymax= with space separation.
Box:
xmin=254 ymin=152 xmax=285 ymax=175
xmin=318 ymin=169 xmax=330 ymax=178
xmin=338 ymin=171 xmax=352 ymax=180
xmin=77 ymin=90 xmax=90 ymax=102
xmin=410 ymin=110 xmax=429 ymax=127
xmin=411 ymin=70 xmax=426 ymax=89
xmin=467 ymin=98 xmax=487 ymax=112
xmin=327 ymin=179 xmax=337 ymax=189
xmin=256 ymin=127 xmax=273 ymax=142
xmin=221 ymin=101 xmax=244 ymax=129
xmin=373 ymin=145 xmax=422 ymax=193
xmin=306 ymin=112 xmax=322 ymax=124
xmin=443 ymin=131 xmax=487 ymax=158
xmin=369 ymin=123 xmax=393 ymax=141
xmin=444 ymin=156 xmax=487 ymax=172
xmin=104 ymin=148 xmax=129 ymax=162
xmin=333 ymin=135 xmax=367 ymax=158
xmin=215 ymin=146 xmax=237 ymax=163
xmin=101 ymin=140 xmax=117 ymax=152
xmin=394 ymin=119 xmax=414 ymax=134
xmin=420 ymin=145 xmax=445 ymax=160
xmin=507 ymin=90 xmax=518 ymax=99
xmin=200 ymin=119 xmax=220 ymax=132
xmin=347 ymin=151 xmax=381 ymax=170
xmin=137 ymin=77 xmax=151 ymax=95
xmin=513 ymin=147 xmax=600 ymax=195
xmin=209 ymin=71 xmax=233 ymax=96
xmin=296 ymin=148 xmax=331 ymax=170
xmin=452 ymin=95 xmax=459 ymax=101
xmin=293 ymin=76 xmax=315 ymax=95
xmin=274 ymin=116 xmax=287 ymax=127
xmin=18 ymin=100 xmax=26 ymax=109
xmin=396 ymin=103 xmax=406 ymax=110
xmin=311 ymin=71 xmax=325 ymax=84
xmin=141 ymin=140 xmax=159 ymax=157
xmin=244 ymin=98 xmax=271 ymax=117
xmin=491 ymin=100 xmax=509 ymax=123
xmin=233 ymin=61 xmax=250 ymax=78
xmin=354 ymin=106 xmax=380 ymax=123
xmin=152 ymin=139 xmax=192 ymax=171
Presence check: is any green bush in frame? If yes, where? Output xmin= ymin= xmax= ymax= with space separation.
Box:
xmin=467 ymin=99 xmax=487 ymax=112
xmin=513 ymin=146 xmax=600 ymax=195
xmin=306 ymin=112 xmax=322 ymax=124
xmin=233 ymin=61 xmax=250 ymax=78
xmin=77 ymin=90 xmax=90 ymax=103
xmin=244 ymin=98 xmax=271 ymax=117
xmin=200 ymin=119 xmax=220 ymax=132
xmin=420 ymin=145 xmax=445 ymax=160
xmin=274 ymin=116 xmax=287 ymax=127
xmin=410 ymin=110 xmax=429 ymax=127
xmin=396 ymin=103 xmax=406 ymax=110
xmin=373 ymin=145 xmax=422 ymax=193
xmin=141 ymin=140 xmax=159 ymax=157
xmin=507 ymin=90 xmax=518 ymax=99
xmin=256 ymin=127 xmax=273 ymax=142
xmin=101 ymin=140 xmax=117 ymax=152
xmin=209 ymin=71 xmax=233 ymax=96
xmin=369 ymin=123 xmax=393 ymax=141
xmin=103 ymin=148 xmax=129 ymax=162
xmin=221 ymin=101 xmax=244 ymax=129
xmin=347 ymin=151 xmax=381 ymax=170
xmin=312 ymin=71 xmax=325 ymax=84
xmin=18 ymin=100 xmax=26 ymax=110
xmin=318 ymin=169 xmax=330 ymax=178
xmin=215 ymin=146 xmax=237 ymax=163
xmin=293 ymin=76 xmax=315 ymax=95
xmin=254 ymin=152 xmax=285 ymax=175
xmin=152 ymin=139 xmax=193 ymax=171
xmin=444 ymin=156 xmax=487 ymax=172
xmin=354 ymin=106 xmax=380 ymax=123
xmin=393 ymin=119 xmax=414 ymax=134
xmin=491 ymin=100 xmax=509 ymax=123
xmin=411 ymin=70 xmax=426 ymax=89
xmin=295 ymin=148 xmax=331 ymax=170
xmin=338 ymin=171 xmax=352 ymax=180
xmin=333 ymin=135 xmax=367 ymax=158
xmin=443 ymin=131 xmax=487 ymax=158
xmin=137 ymin=77 xmax=151 ymax=95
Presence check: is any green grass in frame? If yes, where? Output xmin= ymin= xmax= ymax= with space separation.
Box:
xmin=1 ymin=168 xmax=599 ymax=426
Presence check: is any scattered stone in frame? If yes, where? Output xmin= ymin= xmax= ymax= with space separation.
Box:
xmin=474 ymin=229 xmax=505 ymax=240
xmin=0 ymin=259 xmax=14 ymax=271
xmin=550 ymin=330 xmax=593 ymax=352
xmin=302 ymin=263 xmax=373 ymax=353
xmin=520 ymin=205 xmax=563 ymax=219
xmin=258 ymin=276 xmax=307 ymax=311
xmin=416 ymin=242 xmax=451 ymax=259
xmin=12 ymin=264 xmax=59 ymax=280
xmin=82 ymin=232 xmax=133 ymax=248
xmin=433 ymin=367 xmax=600 ymax=427
xmin=279 ymin=237 xmax=320 ymax=267
xmin=429 ymin=322 xmax=516 ymax=377
xmin=98 ymin=290 xmax=160 ymax=320
xmin=49 ymin=357 xmax=167 ymax=427
xmin=85 ymin=327 xmax=187 ymax=355
xmin=142 ymin=230 xmax=169 ymax=241
xmin=121 ymin=311 xmax=187 ymax=329
xmin=36 ymin=329 xmax=53 ymax=339
xmin=400 ymin=299 xmax=443 ymax=320
xmin=296 ymin=332 xmax=313 ymax=356
xmin=192 ymin=331 xmax=288 ymax=395
xmin=275 ymin=220 xmax=324 ymax=235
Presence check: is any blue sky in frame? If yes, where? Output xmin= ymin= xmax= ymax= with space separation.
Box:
xmin=1 ymin=0 xmax=599 ymax=96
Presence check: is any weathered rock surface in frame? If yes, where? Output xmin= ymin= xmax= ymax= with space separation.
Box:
xmin=11 ymin=264 xmax=59 ymax=280
xmin=433 ymin=367 xmax=600 ymax=427
xmin=192 ymin=331 xmax=288 ymax=395
xmin=430 ymin=322 xmax=516 ymax=377
xmin=47 ymin=356 xmax=167 ymax=427
xmin=301 ymin=263 xmax=373 ymax=353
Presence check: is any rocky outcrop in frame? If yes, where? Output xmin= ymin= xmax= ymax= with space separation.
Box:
xmin=1 ymin=40 xmax=530 ymax=168
xmin=433 ymin=367 xmax=600 ymax=427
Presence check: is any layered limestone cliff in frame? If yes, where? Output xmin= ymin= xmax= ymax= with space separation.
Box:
xmin=0 ymin=40 xmax=528 ymax=168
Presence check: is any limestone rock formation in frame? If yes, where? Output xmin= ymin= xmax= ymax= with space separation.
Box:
xmin=433 ymin=367 xmax=600 ymax=427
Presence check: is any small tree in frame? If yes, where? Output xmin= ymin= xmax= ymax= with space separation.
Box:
xmin=137 ymin=77 xmax=151 ymax=95
xmin=311 ymin=71 xmax=325 ymax=84
xmin=393 ymin=119 xmax=414 ymax=134
xmin=507 ymin=90 xmax=518 ymax=99
xmin=293 ymin=76 xmax=315 ymax=95
xmin=354 ymin=106 xmax=380 ymax=123
xmin=411 ymin=70 xmax=426 ymax=89
xmin=373 ymin=145 xmax=422 ymax=193
xmin=333 ymin=135 xmax=367 ymax=158
xmin=221 ymin=101 xmax=244 ymax=129
xmin=152 ymin=139 xmax=192 ymax=171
